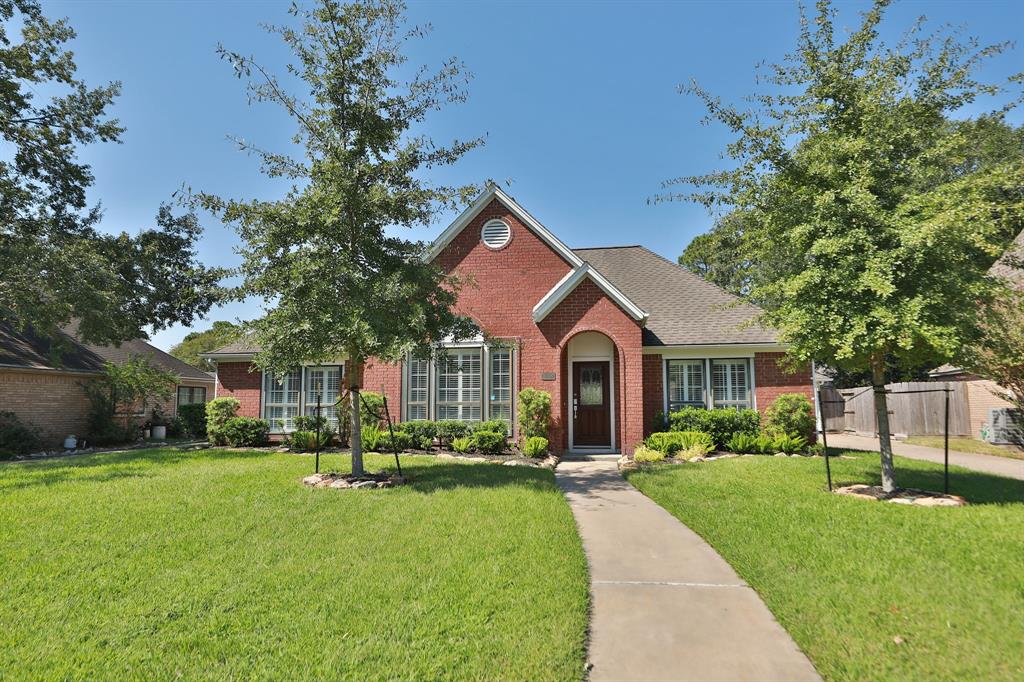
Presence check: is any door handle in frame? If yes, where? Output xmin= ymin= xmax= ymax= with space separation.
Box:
xmin=573 ymin=396 xmax=578 ymax=419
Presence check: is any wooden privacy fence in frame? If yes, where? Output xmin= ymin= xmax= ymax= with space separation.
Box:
xmin=820 ymin=381 xmax=970 ymax=437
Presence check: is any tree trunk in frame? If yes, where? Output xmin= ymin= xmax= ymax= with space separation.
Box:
xmin=871 ymin=356 xmax=897 ymax=492
xmin=349 ymin=359 xmax=364 ymax=477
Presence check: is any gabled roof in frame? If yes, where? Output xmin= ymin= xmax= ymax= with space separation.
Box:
xmin=202 ymin=336 xmax=263 ymax=358
xmin=426 ymin=183 xmax=584 ymax=268
xmin=574 ymin=246 xmax=780 ymax=347
xmin=532 ymin=263 xmax=648 ymax=323
xmin=0 ymin=321 xmax=214 ymax=382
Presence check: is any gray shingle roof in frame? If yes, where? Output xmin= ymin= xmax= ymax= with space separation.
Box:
xmin=0 ymin=321 xmax=214 ymax=382
xmin=574 ymin=245 xmax=779 ymax=347
xmin=204 ymin=336 xmax=263 ymax=356
xmin=989 ymin=229 xmax=1024 ymax=289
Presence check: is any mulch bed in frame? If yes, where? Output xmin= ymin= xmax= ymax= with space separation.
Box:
xmin=834 ymin=484 xmax=968 ymax=507
xmin=302 ymin=471 xmax=405 ymax=490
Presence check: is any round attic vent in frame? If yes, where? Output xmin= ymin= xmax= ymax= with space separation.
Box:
xmin=481 ymin=219 xmax=511 ymax=250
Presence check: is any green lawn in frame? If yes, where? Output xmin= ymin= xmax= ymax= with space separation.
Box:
xmin=0 ymin=448 xmax=588 ymax=680
xmin=625 ymin=453 xmax=1024 ymax=681
xmin=904 ymin=435 xmax=1024 ymax=460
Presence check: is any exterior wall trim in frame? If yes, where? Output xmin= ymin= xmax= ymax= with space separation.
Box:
xmin=533 ymin=263 xmax=647 ymax=324
xmin=566 ymin=335 xmax=618 ymax=453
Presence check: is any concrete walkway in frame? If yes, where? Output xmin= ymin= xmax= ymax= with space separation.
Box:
xmin=827 ymin=433 xmax=1024 ymax=481
xmin=555 ymin=460 xmax=820 ymax=682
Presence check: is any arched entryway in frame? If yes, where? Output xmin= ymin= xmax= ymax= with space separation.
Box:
xmin=566 ymin=331 xmax=617 ymax=453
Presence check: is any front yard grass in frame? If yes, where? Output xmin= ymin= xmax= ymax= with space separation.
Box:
xmin=0 ymin=448 xmax=588 ymax=680
xmin=625 ymin=452 xmax=1024 ymax=681
xmin=904 ymin=435 xmax=1024 ymax=460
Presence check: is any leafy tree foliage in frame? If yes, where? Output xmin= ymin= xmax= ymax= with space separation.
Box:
xmin=0 ymin=0 xmax=223 ymax=345
xmin=663 ymin=0 xmax=1024 ymax=490
xmin=83 ymin=357 xmax=177 ymax=443
xmin=197 ymin=0 xmax=480 ymax=475
xmin=170 ymin=321 xmax=243 ymax=372
xmin=678 ymin=211 xmax=754 ymax=296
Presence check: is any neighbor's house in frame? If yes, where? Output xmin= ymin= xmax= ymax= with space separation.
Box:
xmin=0 ymin=321 xmax=214 ymax=446
xmin=202 ymin=185 xmax=812 ymax=454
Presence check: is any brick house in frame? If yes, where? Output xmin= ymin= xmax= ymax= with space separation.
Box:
xmin=0 ymin=321 xmax=214 ymax=446
xmin=203 ymin=184 xmax=812 ymax=454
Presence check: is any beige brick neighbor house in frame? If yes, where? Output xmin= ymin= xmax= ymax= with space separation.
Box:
xmin=0 ymin=322 xmax=213 ymax=447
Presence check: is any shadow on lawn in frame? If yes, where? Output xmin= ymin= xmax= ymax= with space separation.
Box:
xmin=385 ymin=458 xmax=558 ymax=495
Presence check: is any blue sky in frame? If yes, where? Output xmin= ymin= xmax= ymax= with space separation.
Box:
xmin=48 ymin=0 xmax=1024 ymax=351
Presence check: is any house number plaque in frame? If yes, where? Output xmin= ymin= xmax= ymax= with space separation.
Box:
xmin=540 ymin=371 xmax=556 ymax=381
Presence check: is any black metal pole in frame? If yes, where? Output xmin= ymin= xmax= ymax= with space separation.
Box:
xmin=315 ymin=390 xmax=322 ymax=474
xmin=818 ymin=390 xmax=833 ymax=491
xmin=944 ymin=386 xmax=950 ymax=495
xmin=381 ymin=391 xmax=402 ymax=478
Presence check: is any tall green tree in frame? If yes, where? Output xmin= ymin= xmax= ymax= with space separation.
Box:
xmin=170 ymin=321 xmax=243 ymax=372
xmin=663 ymin=0 xmax=1024 ymax=491
xmin=197 ymin=0 xmax=480 ymax=476
xmin=0 ymin=0 xmax=223 ymax=345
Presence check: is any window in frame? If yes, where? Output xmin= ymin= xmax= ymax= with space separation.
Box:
xmin=481 ymin=219 xmax=511 ymax=249
xmin=407 ymin=358 xmax=429 ymax=420
xmin=666 ymin=360 xmax=705 ymax=411
xmin=437 ymin=349 xmax=482 ymax=422
xmin=177 ymin=386 xmax=207 ymax=407
xmin=304 ymin=366 xmax=342 ymax=430
xmin=712 ymin=359 xmax=751 ymax=409
xmin=489 ymin=349 xmax=512 ymax=424
xmin=264 ymin=370 xmax=301 ymax=432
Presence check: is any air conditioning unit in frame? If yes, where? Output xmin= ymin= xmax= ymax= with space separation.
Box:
xmin=987 ymin=408 xmax=1024 ymax=445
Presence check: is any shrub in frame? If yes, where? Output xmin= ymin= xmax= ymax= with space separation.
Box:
xmin=522 ymin=436 xmax=549 ymax=458
xmin=772 ymin=433 xmax=808 ymax=454
xmin=206 ymin=397 xmax=241 ymax=446
xmin=287 ymin=429 xmax=333 ymax=452
xmin=473 ymin=419 xmax=509 ymax=437
xmin=451 ymin=436 xmax=474 ymax=454
xmin=379 ymin=430 xmax=412 ymax=452
xmin=726 ymin=432 xmax=759 ymax=453
xmin=633 ymin=445 xmax=665 ymax=463
xmin=166 ymin=416 xmax=186 ymax=439
xmin=667 ymin=407 xmax=760 ymax=448
xmin=361 ymin=423 xmax=383 ymax=451
xmin=645 ymin=432 xmax=687 ymax=456
xmin=651 ymin=410 xmax=670 ymax=433
xmin=518 ymin=388 xmax=551 ymax=440
xmin=472 ymin=430 xmax=507 ymax=455
xmin=0 ymin=411 xmax=41 ymax=458
xmin=765 ymin=393 xmax=816 ymax=441
xmin=435 ymin=420 xmax=469 ymax=448
xmin=358 ymin=390 xmax=385 ymax=427
xmin=293 ymin=414 xmax=330 ymax=432
xmin=678 ymin=431 xmax=714 ymax=459
xmin=399 ymin=420 xmax=437 ymax=450
xmin=177 ymin=403 xmax=207 ymax=439
xmin=221 ymin=417 xmax=269 ymax=447
xmin=754 ymin=433 xmax=776 ymax=454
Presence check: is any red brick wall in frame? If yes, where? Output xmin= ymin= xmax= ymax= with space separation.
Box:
xmin=434 ymin=198 xmax=645 ymax=454
xmin=362 ymin=359 xmax=402 ymax=420
xmin=642 ymin=354 xmax=664 ymax=435
xmin=215 ymin=362 xmax=262 ymax=417
xmin=754 ymin=352 xmax=814 ymax=415
xmin=1 ymin=369 xmax=95 ymax=447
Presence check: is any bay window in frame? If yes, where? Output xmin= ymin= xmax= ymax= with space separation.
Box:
xmin=404 ymin=344 xmax=515 ymax=425
xmin=711 ymin=358 xmax=751 ymax=409
xmin=437 ymin=349 xmax=482 ymax=421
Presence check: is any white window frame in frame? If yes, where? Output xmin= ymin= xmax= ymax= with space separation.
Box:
xmin=406 ymin=357 xmax=430 ymax=421
xmin=711 ymin=358 xmax=752 ymax=409
xmin=665 ymin=359 xmax=705 ymax=412
xmin=303 ymin=365 xmax=344 ymax=431
xmin=260 ymin=363 xmax=346 ymax=434
xmin=659 ymin=351 xmax=758 ymax=415
xmin=436 ymin=348 xmax=483 ymax=422
xmin=488 ymin=347 xmax=513 ymax=426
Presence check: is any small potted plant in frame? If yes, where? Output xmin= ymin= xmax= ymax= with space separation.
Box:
xmin=150 ymin=408 xmax=167 ymax=441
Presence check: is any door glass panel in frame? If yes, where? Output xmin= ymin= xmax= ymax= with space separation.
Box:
xmin=580 ymin=367 xmax=603 ymax=406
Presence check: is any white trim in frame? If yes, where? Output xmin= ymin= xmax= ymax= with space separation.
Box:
xmin=480 ymin=218 xmax=512 ymax=250
xmin=567 ymin=349 xmax=617 ymax=454
xmin=425 ymin=184 xmax=584 ymax=267
xmin=643 ymin=344 xmax=784 ymax=355
xmin=532 ymin=263 xmax=647 ymax=323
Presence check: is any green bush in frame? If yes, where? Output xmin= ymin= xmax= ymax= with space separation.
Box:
xmin=472 ymin=430 xmax=507 ymax=455
xmin=287 ymin=429 xmax=333 ymax=452
xmin=358 ymin=391 xmax=385 ymax=427
xmin=633 ymin=445 xmax=666 ymax=463
xmin=0 ymin=411 xmax=41 ymax=458
xmin=667 ymin=407 xmax=760 ymax=448
xmin=765 ymin=393 xmax=816 ymax=441
xmin=726 ymin=432 xmax=759 ymax=453
xmin=166 ymin=416 xmax=186 ymax=439
xmin=399 ymin=420 xmax=437 ymax=450
xmin=206 ymin=397 xmax=241 ymax=446
xmin=361 ymin=423 xmax=383 ymax=451
xmin=522 ymin=436 xmax=549 ymax=458
xmin=518 ymin=388 xmax=551 ymax=440
xmin=645 ymin=431 xmax=687 ymax=456
xmin=221 ymin=417 xmax=269 ymax=447
xmin=293 ymin=414 xmax=330 ymax=432
xmin=772 ymin=433 xmax=808 ymax=454
xmin=435 ymin=420 xmax=469 ymax=448
xmin=177 ymin=403 xmax=207 ymax=439
xmin=379 ymin=430 xmax=412 ymax=452
xmin=451 ymin=436 xmax=474 ymax=454
xmin=473 ymin=419 xmax=509 ymax=437
xmin=651 ymin=410 xmax=670 ymax=433
xmin=726 ymin=430 xmax=808 ymax=454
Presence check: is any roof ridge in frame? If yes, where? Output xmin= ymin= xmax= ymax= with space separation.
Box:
xmin=573 ymin=244 xmax=644 ymax=251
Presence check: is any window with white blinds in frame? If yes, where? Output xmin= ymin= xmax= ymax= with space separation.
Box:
xmin=667 ymin=360 xmax=705 ymax=411
xmin=303 ymin=366 xmax=343 ymax=430
xmin=407 ymin=358 xmax=429 ymax=420
xmin=405 ymin=345 xmax=514 ymax=424
xmin=437 ymin=349 xmax=482 ymax=422
xmin=711 ymin=359 xmax=751 ymax=409
xmin=259 ymin=364 xmax=346 ymax=433
xmin=264 ymin=370 xmax=301 ymax=431
xmin=489 ymin=349 xmax=512 ymax=424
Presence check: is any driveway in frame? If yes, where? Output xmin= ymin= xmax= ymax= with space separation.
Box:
xmin=555 ymin=459 xmax=820 ymax=682
xmin=826 ymin=433 xmax=1024 ymax=481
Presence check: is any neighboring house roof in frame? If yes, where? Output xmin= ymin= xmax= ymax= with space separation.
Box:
xmin=0 ymin=321 xmax=213 ymax=382
xmin=989 ymin=228 xmax=1024 ymax=289
xmin=574 ymin=245 xmax=779 ymax=347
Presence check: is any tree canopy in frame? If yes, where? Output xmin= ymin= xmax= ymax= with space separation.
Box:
xmin=664 ymin=0 xmax=1024 ymax=490
xmin=169 ymin=321 xmax=244 ymax=372
xmin=197 ymin=0 xmax=480 ymax=475
xmin=0 ymin=0 xmax=223 ymax=345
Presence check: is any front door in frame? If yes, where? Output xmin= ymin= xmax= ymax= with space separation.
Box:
xmin=572 ymin=361 xmax=611 ymax=447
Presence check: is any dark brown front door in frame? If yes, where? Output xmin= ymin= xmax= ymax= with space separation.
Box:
xmin=572 ymin=361 xmax=611 ymax=447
